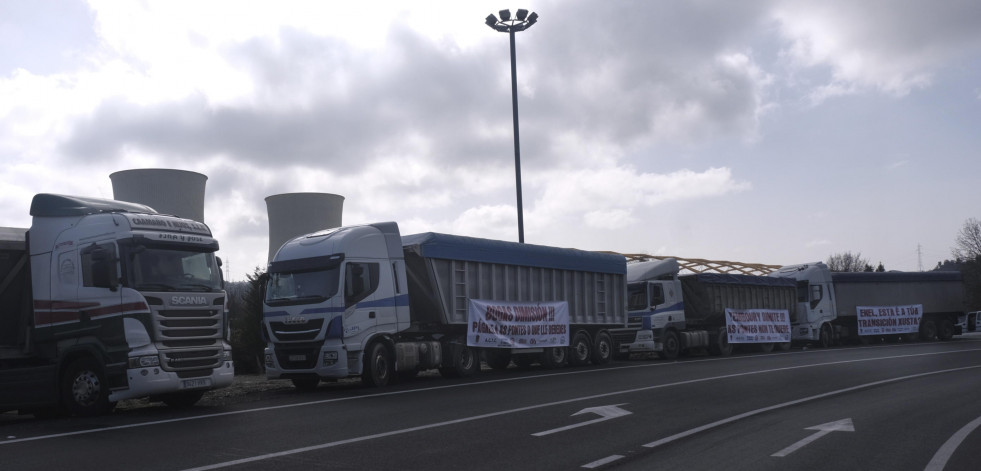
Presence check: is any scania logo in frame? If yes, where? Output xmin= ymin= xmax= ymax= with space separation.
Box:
xmin=283 ymin=316 xmax=308 ymax=325
xmin=171 ymin=296 xmax=207 ymax=305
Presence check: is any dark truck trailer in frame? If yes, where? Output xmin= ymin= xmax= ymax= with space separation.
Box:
xmin=680 ymin=273 xmax=799 ymax=328
xmin=830 ymin=271 xmax=967 ymax=341
xmin=400 ymin=232 xmax=627 ymax=368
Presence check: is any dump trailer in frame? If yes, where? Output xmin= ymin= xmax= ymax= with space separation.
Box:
xmin=770 ymin=262 xmax=968 ymax=345
xmin=262 ymin=222 xmax=627 ymax=389
xmin=1 ymin=194 xmax=233 ymax=417
xmin=616 ymin=258 xmax=798 ymax=359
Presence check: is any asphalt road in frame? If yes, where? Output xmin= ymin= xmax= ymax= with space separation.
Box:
xmin=3 ymin=337 xmax=981 ymax=471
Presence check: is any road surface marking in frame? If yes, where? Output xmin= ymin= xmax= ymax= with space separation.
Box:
xmin=924 ymin=414 xmax=981 ymax=471
xmin=179 ymin=364 xmax=981 ymax=470
xmin=582 ymin=455 xmax=625 ymax=468
xmin=642 ymin=365 xmax=980 ymax=449
xmin=2 ymin=346 xmax=979 ymax=448
xmin=532 ymin=404 xmax=632 ymax=436
xmin=771 ymin=418 xmax=855 ymax=457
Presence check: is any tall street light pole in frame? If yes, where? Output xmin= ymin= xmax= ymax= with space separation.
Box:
xmin=485 ymin=9 xmax=538 ymax=244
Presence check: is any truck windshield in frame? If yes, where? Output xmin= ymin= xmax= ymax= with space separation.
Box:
xmin=627 ymin=282 xmax=649 ymax=311
xmin=265 ymin=268 xmax=340 ymax=306
xmin=123 ymin=245 xmax=222 ymax=292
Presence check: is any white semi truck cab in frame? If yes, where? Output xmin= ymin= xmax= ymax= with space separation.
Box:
xmin=0 ymin=194 xmax=233 ymax=416
xmin=262 ymin=222 xmax=410 ymax=388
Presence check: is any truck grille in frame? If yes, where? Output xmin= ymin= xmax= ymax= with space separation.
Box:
xmin=162 ymin=349 xmax=223 ymax=370
xmin=157 ymin=309 xmax=221 ymax=340
xmin=269 ymin=318 xmax=325 ymax=342
xmin=154 ymin=308 xmax=223 ymax=372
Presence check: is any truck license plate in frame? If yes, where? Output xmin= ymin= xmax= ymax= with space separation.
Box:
xmin=181 ymin=378 xmax=213 ymax=390
xmin=289 ymin=354 xmax=307 ymax=362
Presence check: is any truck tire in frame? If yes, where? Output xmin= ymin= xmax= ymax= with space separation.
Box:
xmin=657 ymin=330 xmax=680 ymax=360
xmin=484 ymin=349 xmax=512 ymax=370
xmin=757 ymin=343 xmax=775 ymax=353
xmin=819 ymin=324 xmax=833 ymax=348
xmin=362 ymin=342 xmax=393 ymax=387
xmin=919 ymin=319 xmax=937 ymax=341
xmin=776 ymin=342 xmax=791 ymax=351
xmin=61 ymin=357 xmax=114 ymax=417
xmin=291 ymin=378 xmax=321 ymax=391
xmin=709 ymin=329 xmax=732 ymax=356
xmin=569 ymin=332 xmax=592 ymax=366
xmin=439 ymin=344 xmax=479 ymax=378
xmin=540 ymin=346 xmax=568 ymax=369
xmin=937 ymin=318 xmax=955 ymax=341
xmin=159 ymin=390 xmax=206 ymax=407
xmin=592 ymin=332 xmax=614 ymax=364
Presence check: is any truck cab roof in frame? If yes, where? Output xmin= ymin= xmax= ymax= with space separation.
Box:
xmin=30 ymin=193 xmax=156 ymax=217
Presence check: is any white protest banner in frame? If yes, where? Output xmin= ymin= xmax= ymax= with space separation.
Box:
xmin=467 ymin=299 xmax=569 ymax=348
xmin=856 ymin=304 xmax=923 ymax=336
xmin=725 ymin=309 xmax=791 ymax=343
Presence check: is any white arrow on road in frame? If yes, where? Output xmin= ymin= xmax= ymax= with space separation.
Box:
xmin=772 ymin=418 xmax=855 ymax=457
xmin=532 ymin=404 xmax=633 ymax=437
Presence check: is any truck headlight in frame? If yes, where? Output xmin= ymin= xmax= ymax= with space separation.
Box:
xmin=323 ymin=351 xmax=338 ymax=366
xmin=129 ymin=355 xmax=160 ymax=368
xmin=264 ymin=353 xmax=273 ymax=368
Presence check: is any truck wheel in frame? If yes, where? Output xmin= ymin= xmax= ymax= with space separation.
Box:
xmin=757 ymin=343 xmax=775 ymax=353
xmin=291 ymin=378 xmax=321 ymax=391
xmin=658 ymin=330 xmax=681 ymax=360
xmin=61 ymin=357 xmax=114 ymax=417
xmin=592 ymin=332 xmax=614 ymax=365
xmin=362 ymin=342 xmax=393 ymax=387
xmin=439 ymin=344 xmax=479 ymax=378
xmin=540 ymin=347 xmax=568 ymax=369
xmin=819 ymin=324 xmax=833 ymax=348
xmin=569 ymin=332 xmax=592 ymax=366
xmin=919 ymin=319 xmax=937 ymax=341
xmin=776 ymin=342 xmax=791 ymax=351
xmin=709 ymin=329 xmax=732 ymax=356
xmin=484 ymin=349 xmax=512 ymax=370
xmin=160 ymin=390 xmax=206 ymax=407
xmin=937 ymin=319 xmax=955 ymax=341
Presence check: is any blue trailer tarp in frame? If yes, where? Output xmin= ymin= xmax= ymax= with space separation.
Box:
xmin=401 ymin=232 xmax=626 ymax=275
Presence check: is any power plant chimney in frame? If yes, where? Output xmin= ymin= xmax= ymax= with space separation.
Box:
xmin=110 ymin=169 xmax=208 ymax=223
xmin=265 ymin=192 xmax=344 ymax=262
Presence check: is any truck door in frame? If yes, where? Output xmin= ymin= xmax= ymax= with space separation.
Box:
xmin=341 ymin=261 xmax=388 ymax=345
xmin=77 ymin=241 xmax=124 ymax=330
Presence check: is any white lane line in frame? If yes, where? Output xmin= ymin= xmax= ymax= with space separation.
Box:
xmin=181 ymin=354 xmax=981 ymax=470
xmin=582 ymin=455 xmax=625 ymax=468
xmin=642 ymin=365 xmax=981 ymax=449
xmin=924 ymin=414 xmax=981 ymax=471
xmin=3 ymin=346 xmax=979 ymax=448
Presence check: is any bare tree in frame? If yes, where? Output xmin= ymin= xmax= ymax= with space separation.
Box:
xmin=826 ymin=251 xmax=871 ymax=272
xmin=953 ymin=218 xmax=981 ymax=261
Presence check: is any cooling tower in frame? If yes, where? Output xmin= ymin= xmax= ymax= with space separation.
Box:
xmin=110 ymin=169 xmax=208 ymax=223
xmin=266 ymin=192 xmax=345 ymax=262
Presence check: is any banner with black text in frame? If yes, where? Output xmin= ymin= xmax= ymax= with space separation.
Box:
xmin=725 ymin=308 xmax=791 ymax=343
xmin=856 ymin=304 xmax=923 ymax=336
xmin=468 ymin=299 xmax=569 ymax=348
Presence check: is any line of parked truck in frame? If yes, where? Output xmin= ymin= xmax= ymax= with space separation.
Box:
xmin=1 ymin=193 xmax=974 ymax=416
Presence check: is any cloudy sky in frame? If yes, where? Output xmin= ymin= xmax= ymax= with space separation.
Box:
xmin=2 ymin=0 xmax=980 ymax=281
